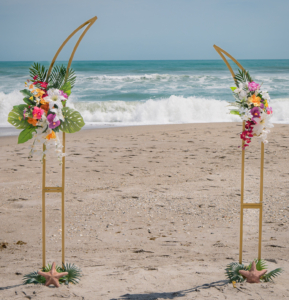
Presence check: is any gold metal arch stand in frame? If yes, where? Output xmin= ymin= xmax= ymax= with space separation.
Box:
xmin=42 ymin=16 xmax=97 ymax=268
xmin=213 ymin=45 xmax=264 ymax=264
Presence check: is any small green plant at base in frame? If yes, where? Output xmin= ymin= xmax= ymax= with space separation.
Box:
xmin=225 ymin=259 xmax=282 ymax=283
xmin=23 ymin=263 xmax=82 ymax=285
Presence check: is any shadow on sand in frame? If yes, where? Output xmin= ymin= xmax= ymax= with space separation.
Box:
xmin=111 ymin=279 xmax=229 ymax=300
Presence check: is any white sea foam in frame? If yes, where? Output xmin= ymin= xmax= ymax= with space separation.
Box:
xmin=1 ymin=90 xmax=289 ymax=129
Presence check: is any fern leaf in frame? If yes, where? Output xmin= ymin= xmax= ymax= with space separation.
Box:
xmin=262 ymin=268 xmax=283 ymax=282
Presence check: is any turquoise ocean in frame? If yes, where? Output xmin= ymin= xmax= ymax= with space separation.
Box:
xmin=1 ymin=60 xmax=289 ymax=135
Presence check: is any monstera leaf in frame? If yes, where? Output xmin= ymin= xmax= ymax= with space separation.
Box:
xmin=8 ymin=104 xmax=29 ymax=129
xmin=18 ymin=126 xmax=36 ymax=144
xmin=60 ymin=107 xmax=85 ymax=133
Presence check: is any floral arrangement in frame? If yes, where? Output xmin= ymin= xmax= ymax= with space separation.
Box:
xmin=230 ymin=70 xmax=273 ymax=148
xmin=225 ymin=259 xmax=282 ymax=283
xmin=8 ymin=63 xmax=85 ymax=162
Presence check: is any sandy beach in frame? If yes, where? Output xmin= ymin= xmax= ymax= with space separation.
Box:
xmin=0 ymin=122 xmax=288 ymax=300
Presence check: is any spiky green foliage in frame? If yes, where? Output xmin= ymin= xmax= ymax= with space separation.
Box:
xmin=225 ymin=259 xmax=283 ymax=283
xmin=29 ymin=63 xmax=48 ymax=82
xmin=60 ymin=263 xmax=82 ymax=285
xmin=262 ymin=268 xmax=283 ymax=282
xmin=234 ymin=69 xmax=253 ymax=86
xmin=225 ymin=262 xmax=247 ymax=283
xmin=48 ymin=65 xmax=76 ymax=89
xmin=23 ymin=263 xmax=82 ymax=285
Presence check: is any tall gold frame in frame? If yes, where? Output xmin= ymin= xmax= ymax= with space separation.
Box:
xmin=213 ymin=45 xmax=264 ymax=264
xmin=42 ymin=16 xmax=97 ymax=268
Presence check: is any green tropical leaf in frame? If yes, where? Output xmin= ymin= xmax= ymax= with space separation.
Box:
xmin=23 ymin=97 xmax=34 ymax=106
xmin=18 ymin=126 xmax=36 ymax=144
xmin=60 ymin=82 xmax=71 ymax=96
xmin=60 ymin=107 xmax=85 ymax=133
xmin=8 ymin=105 xmax=29 ymax=129
xmin=262 ymin=268 xmax=283 ymax=282
xmin=230 ymin=110 xmax=241 ymax=116
xmin=48 ymin=65 xmax=76 ymax=90
xmin=29 ymin=63 xmax=48 ymax=82
xmin=60 ymin=263 xmax=82 ymax=285
xmin=230 ymin=87 xmax=237 ymax=91
xmin=20 ymin=89 xmax=33 ymax=97
xmin=225 ymin=262 xmax=247 ymax=283
xmin=234 ymin=69 xmax=253 ymax=86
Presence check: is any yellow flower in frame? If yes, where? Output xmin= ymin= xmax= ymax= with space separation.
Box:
xmin=264 ymin=100 xmax=268 ymax=108
xmin=248 ymin=94 xmax=261 ymax=107
xmin=25 ymin=82 xmax=27 ymax=85
xmin=29 ymin=96 xmax=33 ymax=100
xmin=18 ymin=117 xmax=21 ymax=121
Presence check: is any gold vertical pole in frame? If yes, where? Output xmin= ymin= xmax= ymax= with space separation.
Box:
xmin=239 ymin=121 xmax=245 ymax=264
xmin=258 ymin=142 xmax=264 ymax=260
xmin=41 ymin=16 xmax=96 ymax=268
xmin=42 ymin=144 xmax=46 ymax=268
xmin=62 ymin=132 xmax=65 ymax=265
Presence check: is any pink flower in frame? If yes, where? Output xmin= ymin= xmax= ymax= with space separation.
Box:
xmin=267 ymin=107 xmax=273 ymax=114
xmin=40 ymin=82 xmax=48 ymax=89
xmin=248 ymin=81 xmax=260 ymax=92
xmin=33 ymin=75 xmax=38 ymax=80
xmin=32 ymin=107 xmax=44 ymax=120
xmin=60 ymin=90 xmax=68 ymax=99
xmin=47 ymin=113 xmax=60 ymax=129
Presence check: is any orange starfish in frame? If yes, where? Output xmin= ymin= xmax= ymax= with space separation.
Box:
xmin=37 ymin=262 xmax=68 ymax=287
xmin=239 ymin=261 xmax=267 ymax=283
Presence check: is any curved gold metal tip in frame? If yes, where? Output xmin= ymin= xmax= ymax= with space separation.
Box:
xmin=213 ymin=44 xmax=244 ymax=84
xmin=47 ymin=16 xmax=98 ymax=81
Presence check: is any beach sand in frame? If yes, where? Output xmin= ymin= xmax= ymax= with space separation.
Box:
xmin=0 ymin=123 xmax=288 ymax=299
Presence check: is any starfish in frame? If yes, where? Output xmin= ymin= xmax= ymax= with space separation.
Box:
xmin=239 ymin=261 xmax=267 ymax=283
xmin=38 ymin=262 xmax=68 ymax=287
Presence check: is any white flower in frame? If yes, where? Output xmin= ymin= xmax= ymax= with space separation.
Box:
xmin=260 ymin=90 xmax=270 ymax=101
xmin=252 ymin=112 xmax=273 ymax=136
xmin=50 ymin=107 xmax=64 ymax=122
xmin=43 ymin=88 xmax=65 ymax=110
xmin=240 ymin=108 xmax=252 ymax=121
xmin=239 ymin=90 xmax=247 ymax=100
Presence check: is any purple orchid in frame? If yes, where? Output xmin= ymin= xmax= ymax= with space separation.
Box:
xmin=250 ymin=107 xmax=261 ymax=119
xmin=47 ymin=113 xmax=60 ymax=129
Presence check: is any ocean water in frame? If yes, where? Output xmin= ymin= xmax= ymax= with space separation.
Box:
xmin=1 ymin=60 xmax=289 ymax=132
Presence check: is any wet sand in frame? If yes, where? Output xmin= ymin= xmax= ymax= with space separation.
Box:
xmin=0 ymin=123 xmax=288 ymax=299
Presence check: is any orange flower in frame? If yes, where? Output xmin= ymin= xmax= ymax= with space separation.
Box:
xmin=248 ymin=94 xmax=261 ymax=106
xmin=29 ymin=84 xmax=34 ymax=89
xmin=35 ymin=89 xmax=45 ymax=98
xmin=27 ymin=118 xmax=38 ymax=126
xmin=46 ymin=131 xmax=56 ymax=140
xmin=40 ymin=98 xmax=47 ymax=105
xmin=40 ymin=103 xmax=49 ymax=113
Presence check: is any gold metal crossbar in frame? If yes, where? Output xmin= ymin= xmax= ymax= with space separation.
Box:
xmin=42 ymin=16 xmax=97 ymax=268
xmin=213 ymin=45 xmax=264 ymax=264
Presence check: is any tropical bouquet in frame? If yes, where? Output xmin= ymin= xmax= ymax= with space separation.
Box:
xmin=230 ymin=70 xmax=273 ymax=148
xmin=8 ymin=63 xmax=85 ymax=162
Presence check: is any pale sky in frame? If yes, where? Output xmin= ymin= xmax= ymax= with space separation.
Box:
xmin=0 ymin=0 xmax=288 ymax=61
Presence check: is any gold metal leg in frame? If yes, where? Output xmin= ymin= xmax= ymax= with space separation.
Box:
xmin=258 ymin=142 xmax=264 ymax=260
xmin=42 ymin=144 xmax=46 ymax=268
xmin=239 ymin=121 xmax=245 ymax=264
xmin=62 ymin=132 xmax=65 ymax=265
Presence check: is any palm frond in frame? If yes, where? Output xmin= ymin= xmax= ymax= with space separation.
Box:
xmin=225 ymin=262 xmax=247 ymax=283
xmin=262 ymin=268 xmax=283 ymax=282
xmin=29 ymin=63 xmax=48 ymax=82
xmin=60 ymin=263 xmax=82 ymax=285
xmin=23 ymin=271 xmax=46 ymax=285
xmin=234 ymin=69 xmax=253 ymax=85
xmin=48 ymin=65 xmax=76 ymax=89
